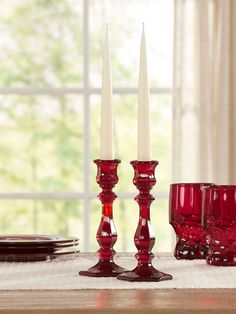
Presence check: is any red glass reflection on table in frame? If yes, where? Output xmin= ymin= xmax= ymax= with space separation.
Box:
xmin=117 ymin=161 xmax=173 ymax=282
xmin=202 ymin=185 xmax=236 ymax=266
xmin=79 ymin=159 xmax=127 ymax=277
xmin=169 ymin=183 xmax=212 ymax=259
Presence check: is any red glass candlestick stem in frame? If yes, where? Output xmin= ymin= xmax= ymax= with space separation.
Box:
xmin=79 ymin=159 xmax=126 ymax=277
xmin=117 ymin=160 xmax=173 ymax=282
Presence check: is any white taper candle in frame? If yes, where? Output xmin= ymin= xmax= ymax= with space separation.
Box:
xmin=138 ymin=25 xmax=151 ymax=161
xmin=100 ymin=25 xmax=114 ymax=160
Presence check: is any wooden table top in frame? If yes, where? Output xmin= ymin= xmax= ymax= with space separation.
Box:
xmin=0 ymin=289 xmax=235 ymax=314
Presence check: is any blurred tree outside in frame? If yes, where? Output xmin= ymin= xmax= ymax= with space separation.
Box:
xmin=0 ymin=0 xmax=83 ymax=235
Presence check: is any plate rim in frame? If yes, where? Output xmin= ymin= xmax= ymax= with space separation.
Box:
xmin=0 ymin=234 xmax=79 ymax=245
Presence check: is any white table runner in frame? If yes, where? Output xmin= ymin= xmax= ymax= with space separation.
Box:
xmin=0 ymin=253 xmax=235 ymax=290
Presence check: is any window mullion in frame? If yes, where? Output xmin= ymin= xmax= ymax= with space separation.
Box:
xmin=0 ymin=87 xmax=171 ymax=95
xmin=82 ymin=0 xmax=90 ymax=252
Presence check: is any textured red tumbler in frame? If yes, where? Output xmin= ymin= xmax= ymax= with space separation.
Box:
xmin=169 ymin=183 xmax=212 ymax=259
xmin=202 ymin=185 xmax=236 ymax=266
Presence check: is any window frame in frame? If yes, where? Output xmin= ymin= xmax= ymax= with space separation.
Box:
xmin=0 ymin=0 xmax=172 ymax=251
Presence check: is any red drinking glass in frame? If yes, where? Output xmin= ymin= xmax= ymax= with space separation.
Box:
xmin=117 ymin=161 xmax=173 ymax=282
xmin=202 ymin=185 xmax=236 ymax=266
xmin=169 ymin=183 xmax=212 ymax=259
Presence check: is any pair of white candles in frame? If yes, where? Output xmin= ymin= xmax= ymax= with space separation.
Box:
xmin=100 ymin=25 xmax=150 ymax=161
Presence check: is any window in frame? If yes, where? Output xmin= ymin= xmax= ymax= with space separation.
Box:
xmin=0 ymin=0 xmax=173 ymax=251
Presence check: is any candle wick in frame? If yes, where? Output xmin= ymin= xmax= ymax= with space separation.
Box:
xmin=142 ymin=22 xmax=145 ymax=31
xmin=105 ymin=23 xmax=109 ymax=32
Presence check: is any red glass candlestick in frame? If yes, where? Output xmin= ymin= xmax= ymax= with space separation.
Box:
xmin=79 ymin=159 xmax=126 ymax=277
xmin=117 ymin=160 xmax=173 ymax=282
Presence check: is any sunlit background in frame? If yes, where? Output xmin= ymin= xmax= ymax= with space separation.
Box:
xmin=0 ymin=0 xmax=173 ymax=252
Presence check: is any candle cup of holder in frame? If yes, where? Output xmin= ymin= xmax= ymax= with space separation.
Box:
xmin=79 ymin=159 xmax=127 ymax=277
xmin=117 ymin=160 xmax=173 ymax=282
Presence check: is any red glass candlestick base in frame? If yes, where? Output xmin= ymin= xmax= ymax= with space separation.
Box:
xmin=79 ymin=159 xmax=126 ymax=277
xmin=117 ymin=161 xmax=173 ymax=282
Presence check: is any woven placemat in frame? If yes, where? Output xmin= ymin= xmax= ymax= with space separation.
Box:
xmin=0 ymin=253 xmax=235 ymax=290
